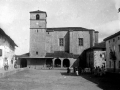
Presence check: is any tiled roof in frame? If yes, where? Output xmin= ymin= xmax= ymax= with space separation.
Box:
xmin=30 ymin=10 xmax=46 ymax=13
xmin=17 ymin=52 xmax=79 ymax=59
xmin=104 ymin=31 xmax=120 ymax=41
xmin=47 ymin=27 xmax=95 ymax=32
xmin=0 ymin=28 xmax=18 ymax=48
xmin=45 ymin=51 xmax=79 ymax=59
xmin=85 ymin=42 xmax=106 ymax=51
xmin=16 ymin=53 xmax=30 ymax=57
xmin=94 ymin=42 xmax=106 ymax=48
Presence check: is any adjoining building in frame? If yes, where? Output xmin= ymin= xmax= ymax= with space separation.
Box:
xmin=86 ymin=42 xmax=106 ymax=69
xmin=78 ymin=42 xmax=106 ymax=70
xmin=18 ymin=10 xmax=99 ymax=69
xmin=0 ymin=28 xmax=17 ymax=70
xmin=104 ymin=31 xmax=120 ymax=72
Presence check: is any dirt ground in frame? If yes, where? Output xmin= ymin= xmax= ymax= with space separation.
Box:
xmin=0 ymin=68 xmax=119 ymax=90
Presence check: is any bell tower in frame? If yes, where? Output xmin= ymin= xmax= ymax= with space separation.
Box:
xmin=29 ymin=10 xmax=47 ymax=57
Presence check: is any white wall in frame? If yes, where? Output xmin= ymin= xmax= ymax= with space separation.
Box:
xmin=0 ymin=38 xmax=15 ymax=69
xmin=94 ymin=50 xmax=106 ymax=68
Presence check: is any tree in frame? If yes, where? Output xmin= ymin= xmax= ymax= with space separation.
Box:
xmin=110 ymin=49 xmax=116 ymax=72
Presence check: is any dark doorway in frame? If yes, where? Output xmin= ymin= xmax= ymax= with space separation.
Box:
xmin=46 ymin=58 xmax=53 ymax=67
xmin=54 ymin=58 xmax=61 ymax=67
xmin=63 ymin=59 xmax=70 ymax=67
xmin=20 ymin=59 xmax=27 ymax=68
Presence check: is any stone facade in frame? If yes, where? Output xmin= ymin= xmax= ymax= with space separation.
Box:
xmin=19 ymin=10 xmax=99 ymax=69
xmin=29 ymin=10 xmax=98 ymax=58
xmin=78 ymin=42 xmax=106 ymax=70
xmin=104 ymin=31 xmax=120 ymax=72
xmin=86 ymin=50 xmax=106 ymax=69
xmin=30 ymin=10 xmax=47 ymax=57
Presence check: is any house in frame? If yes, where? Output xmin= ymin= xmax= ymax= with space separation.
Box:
xmin=104 ymin=31 xmax=120 ymax=72
xmin=78 ymin=42 xmax=106 ymax=71
xmin=18 ymin=10 xmax=99 ymax=69
xmin=86 ymin=42 xmax=106 ymax=69
xmin=0 ymin=28 xmax=17 ymax=70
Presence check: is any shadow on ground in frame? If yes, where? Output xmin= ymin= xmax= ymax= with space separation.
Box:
xmin=34 ymin=68 xmax=67 ymax=71
xmin=80 ymin=72 xmax=120 ymax=90
xmin=61 ymin=72 xmax=120 ymax=90
xmin=61 ymin=72 xmax=77 ymax=76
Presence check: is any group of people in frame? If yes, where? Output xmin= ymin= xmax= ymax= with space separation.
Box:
xmin=66 ymin=65 xmax=106 ymax=77
xmin=93 ymin=65 xmax=106 ymax=76
xmin=4 ymin=57 xmax=18 ymax=71
xmin=67 ymin=67 xmax=79 ymax=76
xmin=47 ymin=64 xmax=53 ymax=69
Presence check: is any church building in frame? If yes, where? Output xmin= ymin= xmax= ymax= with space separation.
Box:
xmin=18 ymin=10 xmax=99 ymax=69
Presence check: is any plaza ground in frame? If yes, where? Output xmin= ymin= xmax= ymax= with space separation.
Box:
xmin=0 ymin=68 xmax=120 ymax=90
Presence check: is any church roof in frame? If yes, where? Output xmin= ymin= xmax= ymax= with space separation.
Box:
xmin=46 ymin=51 xmax=79 ymax=59
xmin=30 ymin=10 xmax=46 ymax=13
xmin=17 ymin=52 xmax=79 ymax=59
xmin=47 ymin=27 xmax=95 ymax=32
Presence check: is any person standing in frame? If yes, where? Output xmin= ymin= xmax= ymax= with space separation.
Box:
xmin=75 ymin=67 xmax=79 ymax=76
xmin=67 ymin=67 xmax=70 ymax=74
xmin=4 ymin=58 xmax=9 ymax=70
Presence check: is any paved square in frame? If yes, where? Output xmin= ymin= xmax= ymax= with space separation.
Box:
xmin=0 ymin=69 xmax=106 ymax=90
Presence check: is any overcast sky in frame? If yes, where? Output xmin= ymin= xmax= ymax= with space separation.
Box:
xmin=0 ymin=0 xmax=120 ymax=55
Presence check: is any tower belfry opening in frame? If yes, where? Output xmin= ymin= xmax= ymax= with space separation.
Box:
xmin=36 ymin=14 xmax=40 ymax=20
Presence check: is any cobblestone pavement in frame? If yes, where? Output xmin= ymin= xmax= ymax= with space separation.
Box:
xmin=0 ymin=69 xmax=109 ymax=90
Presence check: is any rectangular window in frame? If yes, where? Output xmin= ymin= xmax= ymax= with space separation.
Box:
xmin=59 ymin=38 xmax=64 ymax=46
xmin=78 ymin=38 xmax=83 ymax=46
xmin=36 ymin=51 xmax=38 ymax=55
xmin=113 ymin=39 xmax=115 ymax=42
xmin=119 ymin=61 xmax=120 ymax=68
xmin=119 ymin=45 xmax=120 ymax=52
xmin=118 ymin=37 xmax=120 ymax=40
xmin=0 ymin=49 xmax=2 ymax=56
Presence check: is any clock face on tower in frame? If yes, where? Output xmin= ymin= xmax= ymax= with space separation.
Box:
xmin=36 ymin=22 xmax=38 ymax=25
xmin=36 ymin=22 xmax=41 ymax=27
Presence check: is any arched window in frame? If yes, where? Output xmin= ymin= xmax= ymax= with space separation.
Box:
xmin=36 ymin=14 xmax=40 ymax=20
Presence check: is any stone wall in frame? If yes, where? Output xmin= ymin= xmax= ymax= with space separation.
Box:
xmin=94 ymin=50 xmax=106 ymax=68
xmin=30 ymin=13 xmax=46 ymax=20
xmin=30 ymin=29 xmax=46 ymax=57
xmin=30 ymin=12 xmax=47 ymax=57
xmin=69 ymin=31 xmax=91 ymax=55
xmin=86 ymin=49 xmax=106 ymax=68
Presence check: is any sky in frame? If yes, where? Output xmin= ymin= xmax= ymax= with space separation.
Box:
xmin=0 ymin=0 xmax=120 ymax=55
